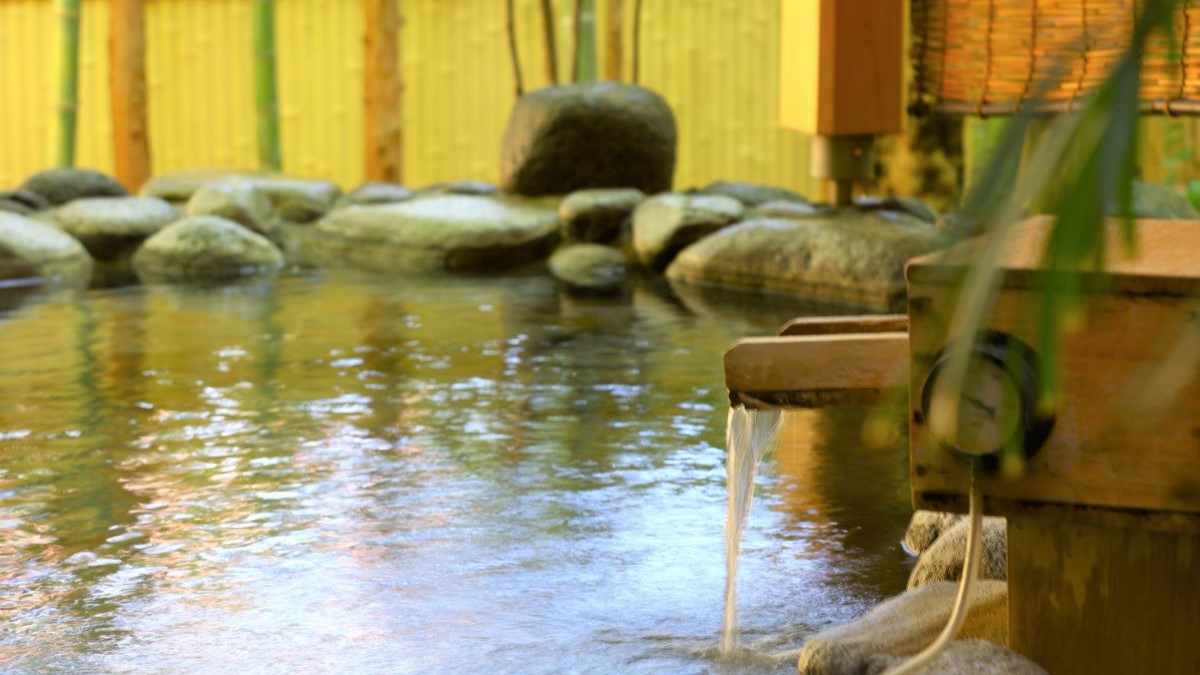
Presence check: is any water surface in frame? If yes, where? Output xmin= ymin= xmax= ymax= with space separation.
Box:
xmin=0 ymin=271 xmax=913 ymax=674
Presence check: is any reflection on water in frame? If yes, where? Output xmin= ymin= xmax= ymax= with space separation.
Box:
xmin=0 ymin=271 xmax=912 ymax=674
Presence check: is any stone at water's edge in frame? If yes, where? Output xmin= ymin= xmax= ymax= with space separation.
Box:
xmin=50 ymin=197 xmax=179 ymax=286
xmin=337 ymin=181 xmax=416 ymax=208
xmin=904 ymin=510 xmax=965 ymax=555
xmin=415 ymin=180 xmax=499 ymax=197
xmin=866 ymin=640 xmax=1048 ymax=675
xmin=908 ymin=517 xmax=1007 ymax=590
xmin=0 ymin=212 xmax=93 ymax=288
xmin=666 ymin=214 xmax=947 ymax=312
xmin=559 ymin=188 xmax=645 ymax=243
xmin=187 ymin=181 xmax=275 ymax=234
xmin=796 ymin=580 xmax=1010 ymax=675
xmin=548 ymin=244 xmax=627 ymax=293
xmin=500 ymin=82 xmax=677 ymax=196
xmin=141 ymin=170 xmax=341 ymax=210
xmin=695 ymin=180 xmax=810 ymax=208
xmin=752 ymin=199 xmax=829 ymax=221
xmin=0 ymin=190 xmax=52 ymax=216
xmin=132 ymin=216 xmax=284 ymax=283
xmin=631 ymin=193 xmax=745 ymax=272
xmin=305 ymin=194 xmax=561 ymax=273
xmin=20 ymin=168 xmax=129 ymax=206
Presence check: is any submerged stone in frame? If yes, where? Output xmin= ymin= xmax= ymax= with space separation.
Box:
xmin=666 ymin=213 xmax=947 ymax=312
xmin=306 ymin=194 xmax=561 ymax=273
xmin=631 ymin=193 xmax=745 ymax=271
xmin=0 ymin=211 xmax=93 ymax=288
xmin=51 ymin=197 xmax=179 ymax=286
xmin=132 ymin=216 xmax=284 ymax=283
xmin=21 ymin=168 xmax=129 ymax=206
xmin=501 ymin=82 xmax=677 ymax=196
xmin=559 ymin=188 xmax=645 ymax=243
xmin=548 ymin=243 xmax=627 ymax=293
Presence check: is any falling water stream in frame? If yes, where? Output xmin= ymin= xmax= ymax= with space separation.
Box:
xmin=721 ymin=406 xmax=783 ymax=654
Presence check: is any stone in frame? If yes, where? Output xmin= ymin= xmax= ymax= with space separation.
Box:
xmin=0 ymin=211 xmax=93 ymax=288
xmin=141 ymin=170 xmax=341 ymax=210
xmin=696 ymin=180 xmax=809 ymax=207
xmin=854 ymin=195 xmax=940 ymax=225
xmin=867 ymin=640 xmax=1048 ymax=675
xmin=338 ymin=181 xmax=415 ymax=207
xmin=559 ymin=188 xmax=645 ymax=243
xmin=908 ymin=516 xmax=1008 ymax=590
xmin=20 ymin=168 xmax=129 ymax=206
xmin=132 ymin=216 xmax=284 ymax=283
xmin=415 ymin=180 xmax=499 ymax=197
xmin=186 ymin=180 xmax=274 ymax=233
xmin=277 ymin=197 xmax=329 ymax=224
xmin=796 ymin=580 xmax=1009 ymax=675
xmin=500 ymin=82 xmax=677 ymax=196
xmin=631 ymin=193 xmax=745 ymax=271
xmin=753 ymin=199 xmax=829 ymax=221
xmin=665 ymin=214 xmax=947 ymax=312
xmin=306 ymin=194 xmax=561 ymax=273
xmin=548 ymin=244 xmax=627 ymax=293
xmin=1128 ymin=180 xmax=1200 ymax=219
xmin=904 ymin=510 xmax=965 ymax=555
xmin=51 ymin=197 xmax=179 ymax=286
xmin=0 ymin=189 xmax=51 ymax=213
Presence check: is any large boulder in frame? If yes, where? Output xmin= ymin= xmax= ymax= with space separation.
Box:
xmin=548 ymin=244 xmax=627 ymax=293
xmin=796 ymin=580 xmax=1009 ymax=675
xmin=695 ymin=180 xmax=809 ymax=207
xmin=132 ymin=216 xmax=284 ymax=283
xmin=142 ymin=170 xmax=341 ymax=210
xmin=500 ymin=82 xmax=677 ymax=196
xmin=666 ymin=214 xmax=947 ymax=312
xmin=908 ymin=517 xmax=1008 ymax=590
xmin=0 ymin=212 xmax=93 ymax=288
xmin=51 ymin=197 xmax=178 ymax=286
xmin=186 ymin=180 xmax=274 ymax=234
xmin=305 ymin=194 xmax=561 ymax=273
xmin=631 ymin=193 xmax=745 ymax=271
xmin=20 ymin=168 xmax=129 ymax=206
xmin=559 ymin=188 xmax=645 ymax=243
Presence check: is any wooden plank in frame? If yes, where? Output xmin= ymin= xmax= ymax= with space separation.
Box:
xmin=907 ymin=279 xmax=1200 ymax=517
xmin=364 ymin=0 xmax=403 ymax=182
xmin=109 ymin=0 xmax=151 ymax=191
xmin=725 ymin=332 xmax=908 ymax=408
xmin=1008 ymin=513 xmax=1200 ymax=674
xmin=778 ymin=314 xmax=908 ymax=337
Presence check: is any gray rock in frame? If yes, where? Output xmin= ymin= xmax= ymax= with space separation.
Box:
xmin=548 ymin=244 xmax=627 ymax=293
xmin=904 ymin=510 xmax=965 ymax=555
xmin=415 ymin=180 xmax=499 ymax=197
xmin=277 ymin=197 xmax=329 ymax=224
xmin=867 ymin=640 xmax=1048 ymax=675
xmin=186 ymin=180 xmax=274 ymax=233
xmin=501 ymin=82 xmax=677 ymax=196
xmin=306 ymin=194 xmax=561 ymax=273
xmin=142 ymin=170 xmax=341 ymax=210
xmin=631 ymin=193 xmax=745 ymax=271
xmin=909 ymin=517 xmax=1007 ymax=590
xmin=339 ymin=182 xmax=415 ymax=207
xmin=854 ymin=196 xmax=940 ymax=225
xmin=1127 ymin=180 xmax=1200 ymax=219
xmin=0 ymin=189 xmax=51 ymax=213
xmin=559 ymin=188 xmax=645 ymax=243
xmin=21 ymin=168 xmax=129 ymax=206
xmin=696 ymin=180 xmax=809 ymax=207
xmin=797 ymin=580 xmax=1009 ymax=675
xmin=753 ymin=199 xmax=829 ymax=220
xmin=0 ymin=211 xmax=93 ymax=288
xmin=132 ymin=216 xmax=284 ymax=283
xmin=51 ymin=197 xmax=178 ymax=286
xmin=666 ymin=214 xmax=947 ymax=312
xmin=0 ymin=199 xmax=35 ymax=216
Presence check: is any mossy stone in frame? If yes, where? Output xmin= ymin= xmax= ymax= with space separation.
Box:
xmin=21 ymin=168 xmax=129 ymax=206
xmin=132 ymin=216 xmax=284 ymax=283
xmin=0 ymin=211 xmax=94 ymax=288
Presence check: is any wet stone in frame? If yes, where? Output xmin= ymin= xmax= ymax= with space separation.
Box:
xmin=132 ymin=215 xmax=285 ymax=284
xmin=548 ymin=243 xmax=627 ymax=293
xmin=631 ymin=193 xmax=745 ymax=272
xmin=21 ymin=168 xmax=129 ymax=206
xmin=0 ymin=211 xmax=93 ymax=288
xmin=51 ymin=197 xmax=179 ymax=286
xmin=559 ymin=188 xmax=645 ymax=243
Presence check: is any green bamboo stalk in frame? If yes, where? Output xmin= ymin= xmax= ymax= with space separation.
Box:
xmin=253 ymin=0 xmax=282 ymax=172
xmin=54 ymin=0 xmax=82 ymax=167
xmin=576 ymin=0 xmax=596 ymax=82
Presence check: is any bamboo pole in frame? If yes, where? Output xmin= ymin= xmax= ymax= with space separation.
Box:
xmin=575 ymin=0 xmax=597 ymax=82
xmin=54 ymin=0 xmax=82 ymax=167
xmin=253 ymin=0 xmax=282 ymax=172
xmin=110 ymin=0 xmax=151 ymax=191
xmin=507 ymin=0 xmax=524 ymax=97
xmin=604 ymin=0 xmax=623 ymax=81
xmin=571 ymin=0 xmax=581 ymax=82
xmin=364 ymin=0 xmax=403 ymax=182
xmin=538 ymin=0 xmax=559 ymax=84
xmin=632 ymin=0 xmax=642 ymax=83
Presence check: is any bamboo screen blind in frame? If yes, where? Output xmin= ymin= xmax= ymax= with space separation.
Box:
xmin=911 ymin=0 xmax=1200 ymax=116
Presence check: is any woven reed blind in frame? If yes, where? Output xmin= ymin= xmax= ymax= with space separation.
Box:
xmin=912 ymin=0 xmax=1200 ymax=116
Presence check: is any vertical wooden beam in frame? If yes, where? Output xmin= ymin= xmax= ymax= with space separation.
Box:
xmin=604 ymin=0 xmax=623 ymax=81
xmin=110 ymin=0 xmax=152 ymax=191
xmin=364 ymin=0 xmax=403 ymax=182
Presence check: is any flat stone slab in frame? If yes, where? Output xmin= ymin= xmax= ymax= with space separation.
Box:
xmin=306 ymin=194 xmax=561 ymax=273
xmin=0 ymin=211 xmax=93 ymax=288
xmin=132 ymin=216 xmax=284 ymax=283
xmin=666 ymin=214 xmax=947 ymax=312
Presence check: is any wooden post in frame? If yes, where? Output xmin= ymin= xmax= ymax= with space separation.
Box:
xmin=364 ymin=0 xmax=403 ymax=182
xmin=109 ymin=0 xmax=151 ymax=191
xmin=54 ymin=0 xmax=82 ymax=167
xmin=604 ymin=0 xmax=622 ymax=81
